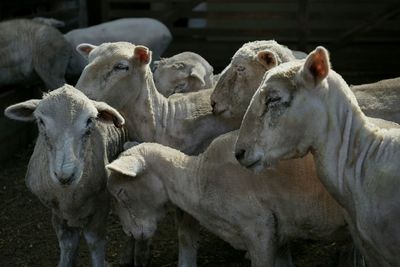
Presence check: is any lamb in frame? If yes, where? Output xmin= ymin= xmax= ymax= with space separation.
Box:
xmin=4 ymin=84 xmax=128 ymax=266
xmin=153 ymin=52 xmax=215 ymax=97
xmin=106 ymin=131 xmax=364 ymax=267
xmin=0 ymin=19 xmax=71 ymax=89
xmin=75 ymin=42 xmax=235 ymax=154
xmin=65 ymin=18 xmax=172 ymax=77
xmin=235 ymin=46 xmax=400 ymax=266
xmin=211 ymin=41 xmax=400 ymax=126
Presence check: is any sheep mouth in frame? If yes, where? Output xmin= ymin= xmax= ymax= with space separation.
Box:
xmin=243 ymin=158 xmax=262 ymax=170
xmin=212 ymin=108 xmax=230 ymax=117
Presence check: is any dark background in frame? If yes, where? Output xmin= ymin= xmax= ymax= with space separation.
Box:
xmin=0 ymin=1 xmax=399 ymax=266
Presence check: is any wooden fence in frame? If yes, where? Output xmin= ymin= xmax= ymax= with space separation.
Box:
xmin=0 ymin=0 xmax=87 ymax=31
xmin=97 ymin=0 xmax=400 ymax=84
xmin=1 ymin=0 xmax=400 ymax=158
xmin=0 ymin=0 xmax=88 ymax=160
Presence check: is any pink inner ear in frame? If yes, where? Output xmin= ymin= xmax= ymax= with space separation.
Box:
xmin=309 ymin=53 xmax=327 ymax=80
xmin=80 ymin=46 xmax=93 ymax=55
xmin=135 ymin=47 xmax=150 ymax=64
xmin=98 ymin=111 xmax=123 ymax=128
xmin=257 ymin=51 xmax=276 ymax=68
xmin=263 ymin=53 xmax=274 ymax=65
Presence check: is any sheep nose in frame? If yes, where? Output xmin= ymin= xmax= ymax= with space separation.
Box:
xmin=54 ymin=172 xmax=75 ymax=185
xmin=211 ymin=100 xmax=216 ymax=108
xmin=235 ymin=149 xmax=246 ymax=161
xmin=211 ymin=100 xmax=217 ymax=113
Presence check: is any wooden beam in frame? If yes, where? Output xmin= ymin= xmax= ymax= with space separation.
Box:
xmin=160 ymin=0 xmax=204 ymax=26
xmin=331 ymin=2 xmax=400 ymax=51
xmin=297 ymin=0 xmax=310 ymax=51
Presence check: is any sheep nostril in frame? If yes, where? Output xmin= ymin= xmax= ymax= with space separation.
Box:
xmin=235 ymin=149 xmax=246 ymax=161
xmin=58 ymin=173 xmax=75 ymax=185
xmin=211 ymin=100 xmax=216 ymax=109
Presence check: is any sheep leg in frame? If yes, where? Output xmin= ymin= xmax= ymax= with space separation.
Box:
xmin=52 ymin=214 xmax=80 ymax=267
xmin=83 ymin=201 xmax=109 ymax=267
xmin=118 ymin=236 xmax=151 ymax=267
xmin=134 ymin=238 xmax=152 ymax=267
xmin=248 ymin=238 xmax=277 ymax=267
xmin=274 ymin=244 xmax=294 ymax=267
xmin=246 ymin=223 xmax=277 ymax=267
xmin=337 ymin=243 xmax=366 ymax=267
xmin=119 ymin=236 xmax=135 ymax=266
xmin=176 ymin=208 xmax=199 ymax=267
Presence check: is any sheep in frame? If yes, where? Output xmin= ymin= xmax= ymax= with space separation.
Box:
xmin=4 ymin=84 xmax=128 ymax=267
xmin=210 ymin=40 xmax=306 ymax=126
xmin=75 ymin=41 xmax=235 ymax=266
xmin=211 ymin=41 xmax=400 ymax=126
xmin=235 ymin=46 xmax=400 ymax=266
xmin=0 ymin=19 xmax=71 ymax=89
xmin=106 ymin=131 xmax=365 ymax=267
xmin=32 ymin=17 xmax=66 ymax=28
xmin=351 ymin=77 xmax=400 ymax=124
xmin=153 ymin=52 xmax=215 ymax=97
xmin=75 ymin=42 xmax=235 ymax=154
xmin=65 ymin=18 xmax=172 ymax=78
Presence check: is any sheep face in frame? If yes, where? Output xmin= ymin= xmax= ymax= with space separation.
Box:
xmin=153 ymin=52 xmax=214 ymax=97
xmin=211 ymin=49 xmax=277 ymax=120
xmin=235 ymin=47 xmax=331 ymax=171
xmin=76 ymin=42 xmax=152 ymax=108
xmin=5 ymin=85 xmax=124 ymax=186
xmin=107 ymin=164 xmax=167 ymax=241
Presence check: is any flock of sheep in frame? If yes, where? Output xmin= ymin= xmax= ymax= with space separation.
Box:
xmin=2 ymin=17 xmax=400 ymax=267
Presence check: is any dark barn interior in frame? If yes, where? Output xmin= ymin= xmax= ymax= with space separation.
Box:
xmin=1 ymin=0 xmax=400 ymax=266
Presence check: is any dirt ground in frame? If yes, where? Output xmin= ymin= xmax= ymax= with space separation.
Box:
xmin=0 ymin=145 xmax=345 ymax=267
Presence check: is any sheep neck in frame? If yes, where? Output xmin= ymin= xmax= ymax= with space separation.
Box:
xmin=125 ymin=69 xmax=168 ymax=143
xmin=142 ymin=144 xmax=202 ymax=211
xmin=311 ymin=76 xmax=399 ymax=213
xmin=26 ymin=126 xmax=111 ymax=217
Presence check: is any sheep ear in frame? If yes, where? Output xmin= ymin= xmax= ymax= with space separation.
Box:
xmin=134 ymin=45 xmax=152 ymax=65
xmin=92 ymin=101 xmax=125 ymax=128
xmin=107 ymin=156 xmax=145 ymax=178
xmin=123 ymin=141 xmax=140 ymax=150
xmin=4 ymin=99 xmax=41 ymax=121
xmin=190 ymin=66 xmax=206 ymax=86
xmin=256 ymin=50 xmax=279 ymax=69
xmin=76 ymin=43 xmax=97 ymax=58
xmin=153 ymin=60 xmax=160 ymax=70
xmin=301 ymin=46 xmax=331 ymax=86
xmin=32 ymin=17 xmax=65 ymax=28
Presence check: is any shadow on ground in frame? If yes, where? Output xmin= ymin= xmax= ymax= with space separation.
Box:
xmin=0 ymin=145 xmax=344 ymax=266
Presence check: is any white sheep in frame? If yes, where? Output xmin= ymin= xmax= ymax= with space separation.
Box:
xmin=351 ymin=77 xmax=400 ymax=124
xmin=75 ymin=42 xmax=235 ymax=266
xmin=106 ymin=131 xmax=364 ymax=267
xmin=75 ymin=42 xmax=234 ymax=154
xmin=153 ymin=52 xmax=215 ymax=97
xmin=0 ymin=19 xmax=71 ymax=89
xmin=65 ymin=18 xmax=172 ymax=78
xmin=210 ymin=40 xmax=306 ymax=126
xmin=235 ymin=46 xmax=400 ymax=266
xmin=211 ymin=41 xmax=400 ymax=126
xmin=4 ymin=84 xmax=128 ymax=267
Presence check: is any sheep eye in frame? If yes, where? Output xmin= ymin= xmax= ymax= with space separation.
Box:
xmin=114 ymin=63 xmax=129 ymax=71
xmin=236 ymin=65 xmax=245 ymax=72
xmin=38 ymin=118 xmax=45 ymax=127
xmin=176 ymin=81 xmax=187 ymax=89
xmin=266 ymin=96 xmax=282 ymax=107
xmin=86 ymin=117 xmax=94 ymax=127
